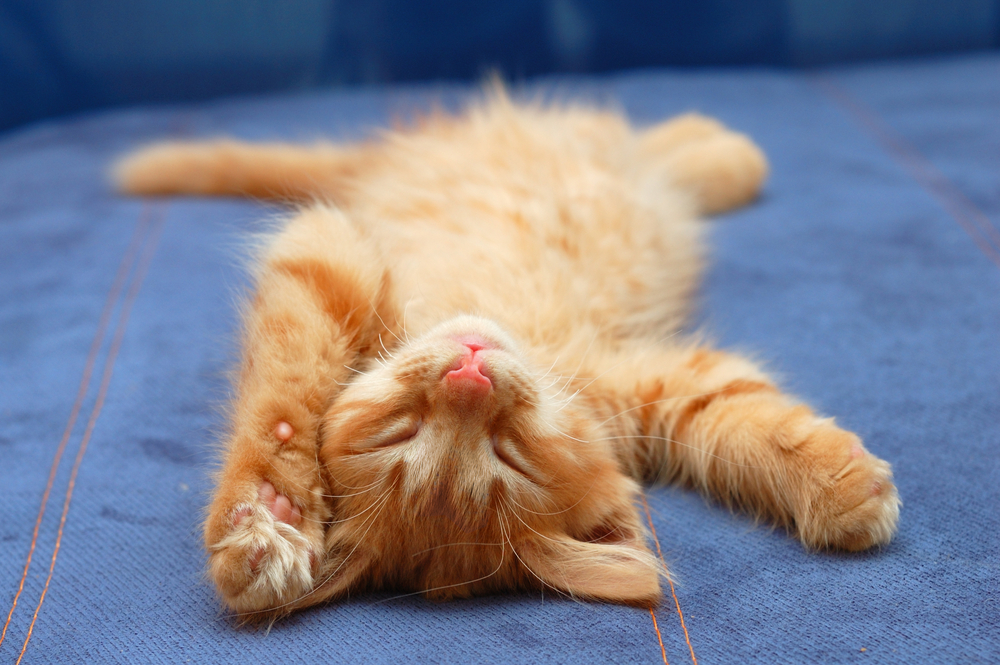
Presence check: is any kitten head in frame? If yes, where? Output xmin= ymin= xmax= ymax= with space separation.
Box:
xmin=315 ymin=315 xmax=663 ymax=606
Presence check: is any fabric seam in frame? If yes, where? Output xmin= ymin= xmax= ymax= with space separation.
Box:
xmin=813 ymin=75 xmax=1000 ymax=271
xmin=14 ymin=205 xmax=167 ymax=664
xmin=0 ymin=206 xmax=152 ymax=653
xmin=643 ymin=493 xmax=698 ymax=665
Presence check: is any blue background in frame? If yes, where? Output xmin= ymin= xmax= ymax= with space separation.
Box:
xmin=2 ymin=0 xmax=1000 ymax=132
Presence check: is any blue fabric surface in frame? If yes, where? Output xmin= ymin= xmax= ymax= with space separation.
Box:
xmin=2 ymin=54 xmax=999 ymax=663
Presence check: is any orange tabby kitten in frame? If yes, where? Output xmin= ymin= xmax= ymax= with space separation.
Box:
xmin=115 ymin=89 xmax=899 ymax=620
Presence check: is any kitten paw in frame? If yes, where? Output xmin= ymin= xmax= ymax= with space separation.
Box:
xmin=796 ymin=429 xmax=901 ymax=552
xmin=663 ymin=132 xmax=769 ymax=215
xmin=207 ymin=480 xmax=321 ymax=615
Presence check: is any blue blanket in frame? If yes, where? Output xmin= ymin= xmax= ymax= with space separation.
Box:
xmin=2 ymin=53 xmax=998 ymax=663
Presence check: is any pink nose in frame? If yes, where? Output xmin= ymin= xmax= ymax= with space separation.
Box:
xmin=444 ymin=343 xmax=493 ymax=391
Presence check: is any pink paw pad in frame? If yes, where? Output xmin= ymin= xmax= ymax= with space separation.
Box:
xmin=258 ymin=481 xmax=302 ymax=526
xmin=871 ymin=481 xmax=883 ymax=497
xmin=231 ymin=506 xmax=253 ymax=526
xmin=274 ymin=421 xmax=294 ymax=443
xmin=850 ymin=444 xmax=865 ymax=459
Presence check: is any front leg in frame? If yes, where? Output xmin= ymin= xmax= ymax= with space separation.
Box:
xmin=204 ymin=205 xmax=396 ymax=616
xmin=590 ymin=345 xmax=900 ymax=551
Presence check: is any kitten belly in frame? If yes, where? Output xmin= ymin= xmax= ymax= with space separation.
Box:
xmin=377 ymin=218 xmax=703 ymax=344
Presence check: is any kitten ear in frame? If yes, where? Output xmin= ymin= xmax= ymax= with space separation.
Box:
xmin=519 ymin=535 xmax=664 ymax=606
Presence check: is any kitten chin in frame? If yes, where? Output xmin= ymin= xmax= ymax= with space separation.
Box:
xmin=314 ymin=315 xmax=665 ymax=607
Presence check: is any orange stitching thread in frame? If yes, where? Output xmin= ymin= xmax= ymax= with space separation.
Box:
xmin=643 ymin=494 xmax=698 ymax=665
xmin=649 ymin=606 xmax=670 ymax=665
xmin=814 ymin=76 xmax=1000 ymax=271
xmin=15 ymin=207 xmax=166 ymax=665
xmin=0 ymin=206 xmax=151 ymax=651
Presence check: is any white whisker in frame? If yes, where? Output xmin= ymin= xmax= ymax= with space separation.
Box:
xmin=372 ymin=533 xmax=506 ymax=605
xmin=365 ymin=294 xmax=403 ymax=345
xmin=596 ymin=387 xmax=742 ymax=429
xmin=594 ymin=433 xmax=764 ymax=469
xmin=497 ymin=503 xmax=561 ymax=597
xmin=228 ymin=486 xmax=393 ymax=619
xmin=411 ymin=542 xmax=503 ymax=556
xmin=260 ymin=456 xmax=382 ymax=502
xmin=500 ymin=498 xmax=572 ymax=545
xmin=504 ymin=477 xmax=598 ymax=516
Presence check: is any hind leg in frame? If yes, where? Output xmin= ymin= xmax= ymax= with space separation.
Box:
xmin=204 ymin=205 xmax=397 ymax=617
xmin=641 ymin=113 xmax=769 ymax=215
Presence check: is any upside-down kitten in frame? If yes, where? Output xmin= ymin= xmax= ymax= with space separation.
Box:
xmin=115 ymin=89 xmax=900 ymax=620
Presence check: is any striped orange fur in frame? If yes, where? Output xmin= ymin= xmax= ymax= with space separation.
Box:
xmin=115 ymin=88 xmax=898 ymax=620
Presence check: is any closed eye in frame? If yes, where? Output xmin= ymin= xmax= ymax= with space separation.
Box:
xmin=375 ymin=419 xmax=421 ymax=448
xmin=491 ymin=434 xmax=531 ymax=478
